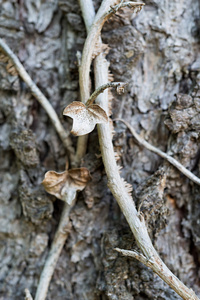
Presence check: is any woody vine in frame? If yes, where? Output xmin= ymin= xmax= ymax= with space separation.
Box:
xmin=0 ymin=1 xmax=199 ymax=300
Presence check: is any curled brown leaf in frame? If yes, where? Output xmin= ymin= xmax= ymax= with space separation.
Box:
xmin=42 ymin=167 xmax=91 ymax=204
xmin=63 ymin=102 xmax=108 ymax=136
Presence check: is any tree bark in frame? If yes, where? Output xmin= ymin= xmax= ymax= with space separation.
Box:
xmin=0 ymin=0 xmax=200 ymax=299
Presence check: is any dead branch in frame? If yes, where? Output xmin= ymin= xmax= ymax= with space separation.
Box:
xmin=115 ymin=247 xmax=154 ymax=266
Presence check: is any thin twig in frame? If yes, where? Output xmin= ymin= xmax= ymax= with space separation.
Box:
xmin=115 ymin=118 xmax=200 ymax=186
xmin=93 ymin=2 xmax=200 ymax=299
xmin=78 ymin=0 xmax=96 ymax=30
xmin=114 ymin=248 xmax=154 ymax=266
xmin=115 ymin=248 xmax=198 ymax=300
xmin=0 ymin=38 xmax=74 ymax=159
xmin=86 ymin=82 xmax=127 ymax=106
xmin=35 ymin=199 xmax=75 ymax=300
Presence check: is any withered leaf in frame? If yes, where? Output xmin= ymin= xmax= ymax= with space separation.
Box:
xmin=63 ymin=102 xmax=108 ymax=136
xmin=42 ymin=167 xmax=91 ymax=204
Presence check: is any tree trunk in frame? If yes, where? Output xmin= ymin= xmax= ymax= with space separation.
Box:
xmin=0 ymin=0 xmax=200 ymax=299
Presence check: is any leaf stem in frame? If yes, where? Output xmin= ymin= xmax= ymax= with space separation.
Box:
xmin=86 ymin=82 xmax=127 ymax=106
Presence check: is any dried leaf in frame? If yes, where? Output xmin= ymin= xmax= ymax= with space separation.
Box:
xmin=63 ymin=102 xmax=108 ymax=136
xmin=68 ymin=168 xmax=91 ymax=186
xmin=42 ymin=171 xmax=68 ymax=199
xmin=42 ymin=167 xmax=91 ymax=204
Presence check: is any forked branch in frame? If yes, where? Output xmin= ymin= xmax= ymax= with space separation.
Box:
xmin=115 ymin=248 xmax=198 ymax=300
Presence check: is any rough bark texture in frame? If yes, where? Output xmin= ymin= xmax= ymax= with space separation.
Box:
xmin=0 ymin=0 xmax=200 ymax=299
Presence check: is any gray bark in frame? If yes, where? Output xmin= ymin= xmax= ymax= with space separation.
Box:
xmin=0 ymin=0 xmax=200 ymax=299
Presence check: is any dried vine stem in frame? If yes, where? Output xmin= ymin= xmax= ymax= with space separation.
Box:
xmin=35 ymin=1 xmax=100 ymax=300
xmin=115 ymin=247 xmax=155 ymax=265
xmin=76 ymin=1 xmax=139 ymax=162
xmin=79 ymin=0 xmax=116 ymax=104
xmin=90 ymin=1 xmax=199 ymax=299
xmin=74 ymin=0 xmax=98 ymax=164
xmin=115 ymin=119 xmax=200 ymax=186
xmin=114 ymin=248 xmax=199 ymax=299
xmin=115 ymin=248 xmax=198 ymax=299
xmin=35 ymin=199 xmax=75 ymax=300
xmin=0 ymin=38 xmax=74 ymax=158
xmin=79 ymin=0 xmax=142 ymax=104
xmin=76 ymin=0 xmax=132 ymax=162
